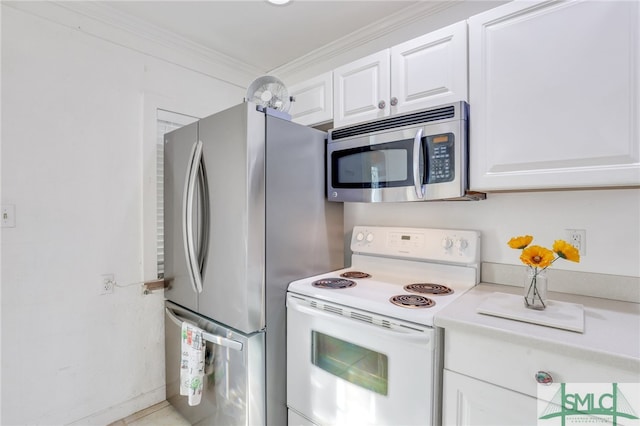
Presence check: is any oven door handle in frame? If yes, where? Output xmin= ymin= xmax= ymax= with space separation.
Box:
xmin=412 ymin=128 xmax=424 ymax=199
xmin=288 ymin=295 xmax=433 ymax=344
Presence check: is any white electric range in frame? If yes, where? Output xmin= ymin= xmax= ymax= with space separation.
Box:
xmin=286 ymin=226 xmax=481 ymax=426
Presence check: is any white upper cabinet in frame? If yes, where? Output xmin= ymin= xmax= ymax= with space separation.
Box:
xmin=390 ymin=20 xmax=468 ymax=115
xmin=333 ymin=21 xmax=468 ymax=128
xmin=333 ymin=50 xmax=391 ymax=128
xmin=469 ymin=0 xmax=640 ymax=191
xmin=288 ymin=72 xmax=333 ymax=126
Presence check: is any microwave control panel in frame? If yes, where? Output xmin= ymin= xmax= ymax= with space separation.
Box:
xmin=425 ymin=133 xmax=454 ymax=183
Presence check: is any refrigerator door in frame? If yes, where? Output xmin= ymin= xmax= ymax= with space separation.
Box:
xmin=197 ymin=103 xmax=267 ymax=333
xmin=165 ymin=301 xmax=266 ymax=426
xmin=165 ymin=122 xmax=209 ymax=312
xmin=263 ymin=114 xmax=345 ymax=426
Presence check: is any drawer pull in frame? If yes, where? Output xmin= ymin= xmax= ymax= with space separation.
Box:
xmin=535 ymin=371 xmax=553 ymax=385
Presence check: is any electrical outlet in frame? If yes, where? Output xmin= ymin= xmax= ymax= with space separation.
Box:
xmin=565 ymin=229 xmax=586 ymax=256
xmin=100 ymin=274 xmax=115 ymax=295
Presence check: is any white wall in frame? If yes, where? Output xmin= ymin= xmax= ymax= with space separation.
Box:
xmin=345 ymin=188 xmax=640 ymax=278
xmin=1 ymin=5 xmax=243 ymax=425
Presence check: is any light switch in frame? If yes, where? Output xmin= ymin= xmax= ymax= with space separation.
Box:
xmin=1 ymin=204 xmax=16 ymax=228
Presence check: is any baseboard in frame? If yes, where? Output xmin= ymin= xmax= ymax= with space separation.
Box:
xmin=66 ymin=386 xmax=166 ymax=426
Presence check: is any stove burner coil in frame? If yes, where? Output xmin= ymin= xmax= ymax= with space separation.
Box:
xmin=389 ymin=294 xmax=435 ymax=308
xmin=312 ymin=278 xmax=357 ymax=289
xmin=404 ymin=283 xmax=453 ymax=295
xmin=340 ymin=271 xmax=371 ymax=279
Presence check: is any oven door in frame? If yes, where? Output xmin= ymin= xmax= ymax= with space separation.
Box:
xmin=286 ymin=293 xmax=438 ymax=426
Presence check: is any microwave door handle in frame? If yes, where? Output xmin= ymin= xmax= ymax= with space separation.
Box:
xmin=182 ymin=140 xmax=204 ymax=294
xmin=165 ymin=307 xmax=243 ymax=352
xmin=412 ymin=128 xmax=424 ymax=199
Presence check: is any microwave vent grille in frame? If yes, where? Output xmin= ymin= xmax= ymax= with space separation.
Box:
xmin=330 ymin=104 xmax=456 ymax=140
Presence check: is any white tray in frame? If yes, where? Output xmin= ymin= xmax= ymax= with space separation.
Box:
xmin=477 ymin=292 xmax=584 ymax=333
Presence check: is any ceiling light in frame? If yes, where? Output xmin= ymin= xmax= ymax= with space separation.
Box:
xmin=267 ymin=0 xmax=291 ymax=5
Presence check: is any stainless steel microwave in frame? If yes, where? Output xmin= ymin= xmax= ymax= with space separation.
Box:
xmin=327 ymin=101 xmax=485 ymax=202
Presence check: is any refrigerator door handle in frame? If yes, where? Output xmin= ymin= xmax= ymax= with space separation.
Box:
xmin=196 ymin=149 xmax=210 ymax=287
xmin=165 ymin=307 xmax=244 ymax=352
xmin=183 ymin=140 xmax=204 ymax=294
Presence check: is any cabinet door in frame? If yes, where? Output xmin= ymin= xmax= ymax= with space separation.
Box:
xmin=443 ymin=370 xmax=539 ymax=426
xmin=469 ymin=0 xmax=640 ymax=191
xmin=288 ymin=72 xmax=333 ymax=126
xmin=333 ymin=50 xmax=390 ymax=128
xmin=391 ymin=20 xmax=468 ymax=115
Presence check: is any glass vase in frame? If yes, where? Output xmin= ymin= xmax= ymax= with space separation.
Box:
xmin=524 ymin=267 xmax=547 ymax=310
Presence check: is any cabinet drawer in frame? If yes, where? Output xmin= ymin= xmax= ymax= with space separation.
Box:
xmin=444 ymin=329 xmax=640 ymax=398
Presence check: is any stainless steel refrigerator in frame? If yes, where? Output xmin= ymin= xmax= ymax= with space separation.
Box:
xmin=163 ymin=101 xmax=344 ymax=426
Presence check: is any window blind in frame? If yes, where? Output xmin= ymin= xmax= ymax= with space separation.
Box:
xmin=156 ymin=109 xmax=198 ymax=278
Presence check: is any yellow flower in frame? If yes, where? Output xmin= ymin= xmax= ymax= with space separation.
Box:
xmin=508 ymin=235 xmax=533 ymax=249
xmin=520 ymin=245 xmax=555 ymax=268
xmin=553 ymin=240 xmax=580 ymax=263
xmin=508 ymin=234 xmax=580 ymax=271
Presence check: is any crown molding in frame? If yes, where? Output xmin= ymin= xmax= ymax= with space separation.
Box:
xmin=5 ymin=1 xmax=459 ymax=88
xmin=270 ymin=1 xmax=459 ymax=79
xmin=4 ymin=1 xmax=262 ymax=88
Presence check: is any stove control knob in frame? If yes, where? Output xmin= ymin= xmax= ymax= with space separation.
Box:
xmin=366 ymin=233 xmax=375 ymax=243
xmin=441 ymin=238 xmax=453 ymax=249
xmin=355 ymin=232 xmax=365 ymax=242
xmin=455 ymin=239 xmax=468 ymax=250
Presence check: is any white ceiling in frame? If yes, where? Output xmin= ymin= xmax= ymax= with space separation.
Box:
xmin=102 ymin=1 xmax=421 ymax=72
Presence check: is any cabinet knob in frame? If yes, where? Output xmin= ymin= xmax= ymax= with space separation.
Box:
xmin=390 ymin=97 xmax=398 ymax=106
xmin=535 ymin=371 xmax=553 ymax=385
xmin=378 ymin=100 xmax=386 ymax=109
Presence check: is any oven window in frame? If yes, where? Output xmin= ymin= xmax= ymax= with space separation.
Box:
xmin=311 ymin=331 xmax=388 ymax=396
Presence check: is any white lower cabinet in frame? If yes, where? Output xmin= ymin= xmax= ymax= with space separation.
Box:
xmin=442 ymin=328 xmax=640 ymax=426
xmin=443 ymin=369 xmax=538 ymax=426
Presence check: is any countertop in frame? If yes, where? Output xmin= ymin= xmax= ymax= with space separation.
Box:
xmin=434 ymin=283 xmax=640 ymax=364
